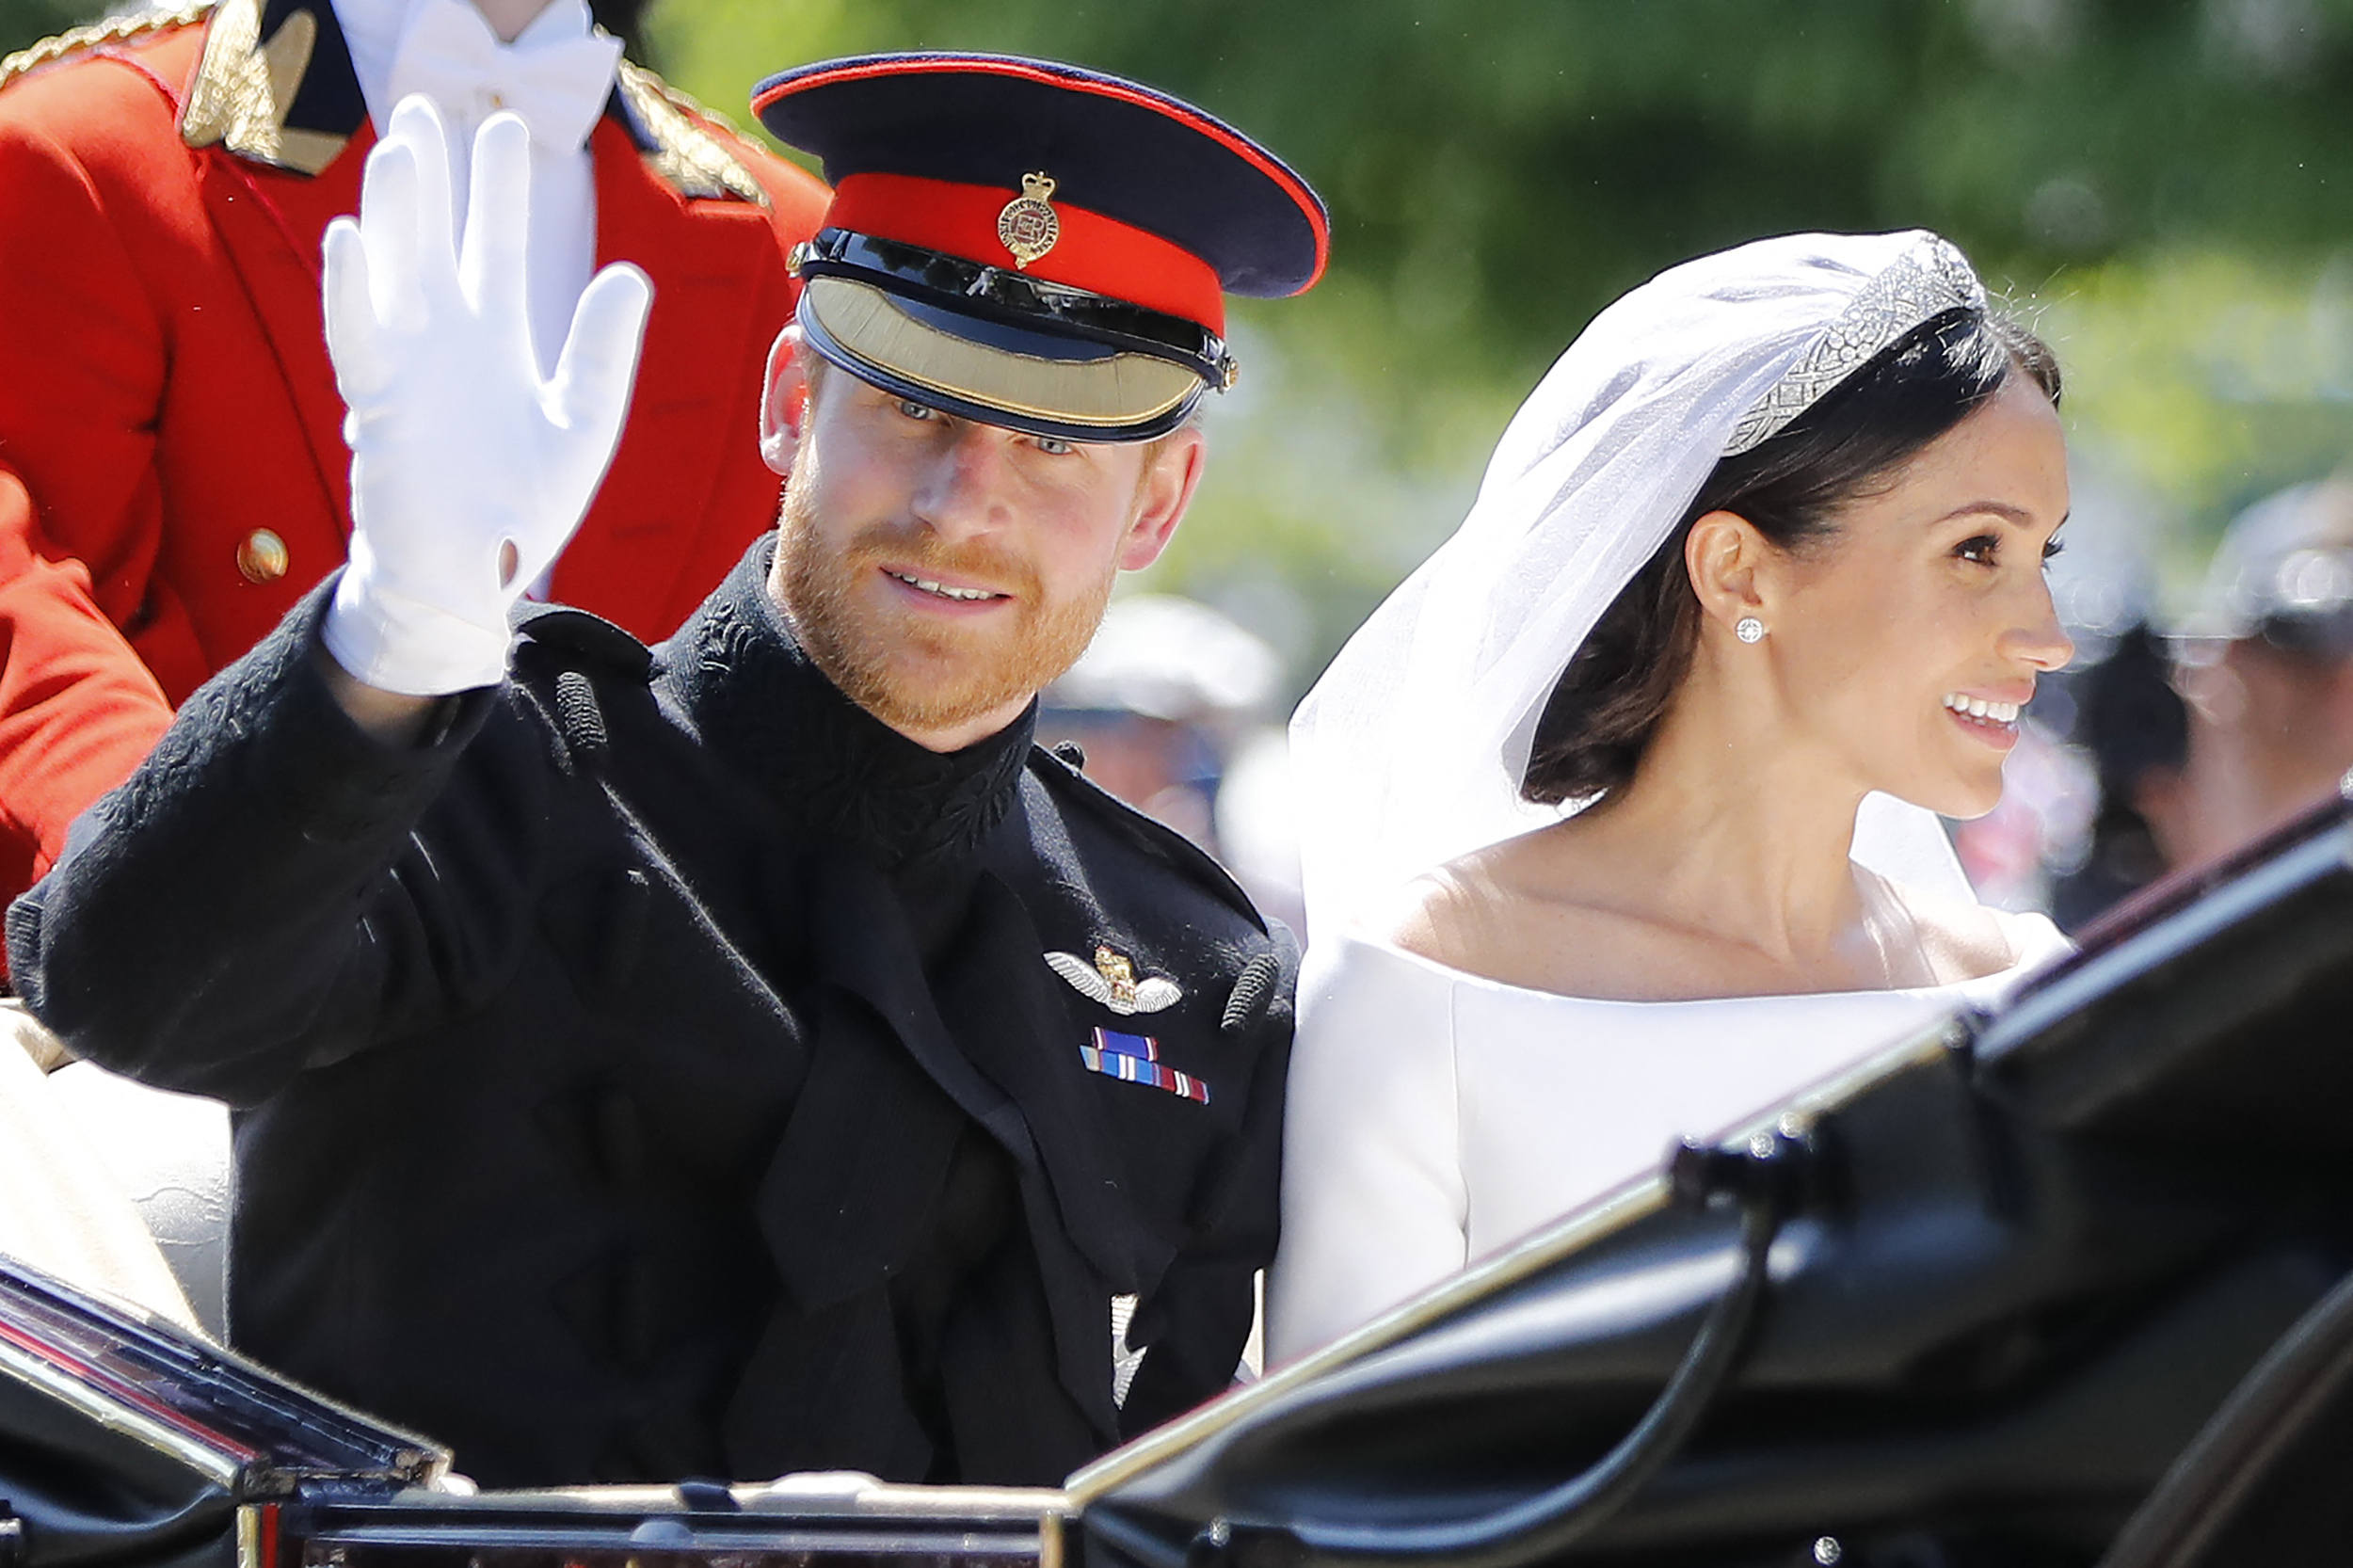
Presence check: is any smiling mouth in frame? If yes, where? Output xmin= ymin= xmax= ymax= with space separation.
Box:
xmin=886 ymin=570 xmax=1007 ymax=603
xmin=1942 ymin=691 xmax=2023 ymax=737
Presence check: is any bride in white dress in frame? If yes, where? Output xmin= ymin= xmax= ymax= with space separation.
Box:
xmin=1267 ymin=231 xmax=2076 ymax=1362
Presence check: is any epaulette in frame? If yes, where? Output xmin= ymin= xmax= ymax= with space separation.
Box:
xmin=512 ymin=603 xmax=655 ymax=682
xmin=178 ymin=0 xmax=344 ymax=175
xmin=509 ymin=607 xmax=651 ymax=780
xmin=0 ymin=0 xmax=211 ymax=93
xmin=614 ymin=61 xmax=770 ymax=207
xmin=1028 ymin=745 xmax=1266 ymax=932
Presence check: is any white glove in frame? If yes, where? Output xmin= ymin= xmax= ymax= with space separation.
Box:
xmin=319 ymin=95 xmax=652 ymax=696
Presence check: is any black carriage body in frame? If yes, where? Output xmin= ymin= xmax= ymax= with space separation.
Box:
xmin=0 ymin=1263 xmax=1067 ymax=1568
xmin=15 ymin=796 xmax=2353 ymax=1568
xmin=272 ymin=1484 xmax=1062 ymax=1568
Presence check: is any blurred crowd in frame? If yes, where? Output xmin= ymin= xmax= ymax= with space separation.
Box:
xmin=1037 ymin=593 xmax=1307 ymax=935
xmin=1953 ymin=472 xmax=2353 ymax=930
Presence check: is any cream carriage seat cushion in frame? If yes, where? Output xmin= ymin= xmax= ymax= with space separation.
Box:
xmin=0 ymin=1000 xmax=225 ymax=1336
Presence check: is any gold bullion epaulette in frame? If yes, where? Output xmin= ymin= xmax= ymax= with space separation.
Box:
xmin=0 ymin=0 xmax=213 ymax=93
xmin=615 ymin=61 xmax=770 ymax=207
xmin=179 ymin=0 xmax=343 ymax=174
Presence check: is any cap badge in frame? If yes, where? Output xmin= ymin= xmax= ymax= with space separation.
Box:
xmin=1047 ymin=943 xmax=1182 ymax=1016
xmin=998 ymin=171 xmax=1062 ymax=269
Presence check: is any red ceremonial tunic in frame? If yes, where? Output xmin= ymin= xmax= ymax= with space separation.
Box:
xmin=0 ymin=0 xmax=826 ymax=916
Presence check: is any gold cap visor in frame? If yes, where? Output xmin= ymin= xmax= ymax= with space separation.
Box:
xmin=800 ymin=277 xmax=1205 ymax=437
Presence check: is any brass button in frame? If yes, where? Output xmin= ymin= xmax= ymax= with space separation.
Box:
xmin=236 ymin=528 xmax=289 ymax=584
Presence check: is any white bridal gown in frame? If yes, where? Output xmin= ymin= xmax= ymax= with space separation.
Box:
xmin=1265 ymin=897 xmax=2070 ymax=1364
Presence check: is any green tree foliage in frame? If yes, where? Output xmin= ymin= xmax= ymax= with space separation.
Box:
xmin=0 ymin=0 xmax=119 ymax=61
xmin=642 ymin=0 xmax=2353 ymax=670
xmin=651 ymin=0 xmax=2353 ymax=389
xmin=8 ymin=0 xmax=2352 ymax=667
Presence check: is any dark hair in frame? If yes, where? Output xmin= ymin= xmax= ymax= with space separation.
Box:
xmin=1520 ymin=305 xmax=2062 ymax=806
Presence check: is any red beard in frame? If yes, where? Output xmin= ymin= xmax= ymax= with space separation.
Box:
xmin=772 ymin=478 xmax=1112 ymax=741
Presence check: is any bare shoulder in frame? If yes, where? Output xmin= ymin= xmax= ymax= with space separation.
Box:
xmin=1364 ymin=854 xmax=1510 ymax=974
xmin=1366 ymin=830 xmax=1631 ymax=992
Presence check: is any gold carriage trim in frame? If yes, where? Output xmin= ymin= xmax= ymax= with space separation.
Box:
xmin=0 ymin=0 xmax=214 ymax=94
xmin=616 ymin=62 xmax=769 ymax=207
xmin=179 ymin=0 xmax=343 ymax=174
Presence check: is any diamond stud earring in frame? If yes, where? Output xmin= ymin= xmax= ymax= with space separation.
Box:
xmin=1736 ymin=616 xmax=1765 ymax=644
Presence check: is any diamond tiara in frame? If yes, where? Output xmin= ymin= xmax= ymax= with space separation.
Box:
xmin=1723 ymin=235 xmax=1989 ymax=458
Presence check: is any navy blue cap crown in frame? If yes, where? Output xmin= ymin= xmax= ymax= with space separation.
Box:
xmin=751 ymin=53 xmax=1326 ymax=442
xmin=754 ymin=52 xmax=1327 ymax=301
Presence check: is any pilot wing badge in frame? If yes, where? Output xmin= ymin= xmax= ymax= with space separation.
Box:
xmin=1046 ymin=944 xmax=1183 ymax=1016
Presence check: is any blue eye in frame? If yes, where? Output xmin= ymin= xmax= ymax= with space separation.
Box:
xmin=1033 ymin=435 xmax=1074 ymax=456
xmin=895 ymin=398 xmax=937 ymax=422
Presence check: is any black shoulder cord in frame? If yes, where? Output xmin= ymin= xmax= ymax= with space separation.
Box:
xmin=1125 ymin=1127 xmax=1813 ymax=1568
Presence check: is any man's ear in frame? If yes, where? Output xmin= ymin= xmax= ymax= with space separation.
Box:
xmin=759 ymin=325 xmax=814 ymax=477
xmin=1684 ymin=509 xmax=1771 ymax=640
xmin=1116 ymin=424 xmax=1207 ymax=572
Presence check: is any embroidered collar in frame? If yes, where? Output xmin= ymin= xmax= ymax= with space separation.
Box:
xmin=187 ymin=0 xmax=767 ymax=200
xmin=659 ymin=541 xmax=1035 ymax=872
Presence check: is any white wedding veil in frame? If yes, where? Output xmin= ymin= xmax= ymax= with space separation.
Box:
xmin=1289 ymin=230 xmax=1992 ymax=941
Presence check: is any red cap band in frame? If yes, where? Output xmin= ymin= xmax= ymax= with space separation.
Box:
xmin=824 ymin=172 xmax=1227 ymax=335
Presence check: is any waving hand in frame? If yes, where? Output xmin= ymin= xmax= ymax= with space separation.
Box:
xmin=319 ymin=95 xmax=652 ymax=696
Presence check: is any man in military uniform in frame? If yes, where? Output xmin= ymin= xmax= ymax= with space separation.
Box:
xmin=0 ymin=0 xmax=827 ymax=919
xmin=9 ymin=54 xmax=1322 ymax=1491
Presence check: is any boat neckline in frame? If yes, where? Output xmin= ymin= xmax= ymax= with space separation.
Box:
xmin=1330 ymin=924 xmax=2057 ymax=1009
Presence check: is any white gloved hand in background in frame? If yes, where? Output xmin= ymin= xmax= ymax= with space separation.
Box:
xmin=320 ymin=94 xmax=652 ymax=696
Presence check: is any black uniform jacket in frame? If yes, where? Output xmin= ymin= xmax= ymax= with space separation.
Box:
xmin=7 ymin=540 xmax=1297 ymax=1491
